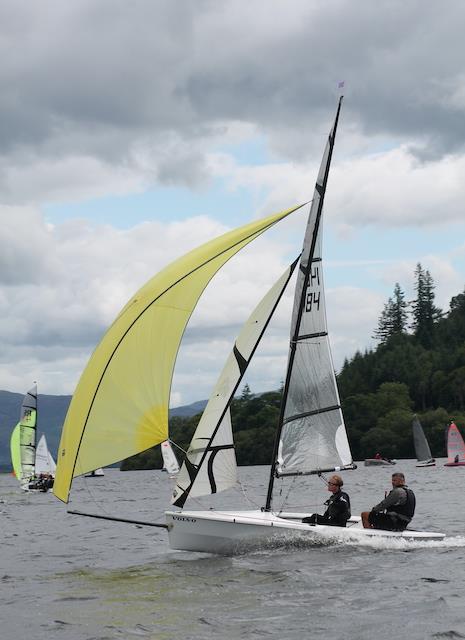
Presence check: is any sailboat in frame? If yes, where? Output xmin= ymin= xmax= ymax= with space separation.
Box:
xmin=161 ymin=440 xmax=180 ymax=477
xmin=35 ymin=434 xmax=57 ymax=477
xmin=10 ymin=385 xmax=56 ymax=492
xmin=53 ymin=97 xmax=445 ymax=550
xmin=84 ymin=468 xmax=105 ymax=477
xmin=412 ymin=416 xmax=435 ymax=467
xmin=444 ymin=421 xmax=465 ymax=466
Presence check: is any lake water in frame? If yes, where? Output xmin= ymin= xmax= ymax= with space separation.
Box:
xmin=2 ymin=461 xmax=465 ymax=640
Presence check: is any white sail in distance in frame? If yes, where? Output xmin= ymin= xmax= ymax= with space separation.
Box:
xmin=161 ymin=440 xmax=180 ymax=475
xmin=35 ymin=434 xmax=56 ymax=476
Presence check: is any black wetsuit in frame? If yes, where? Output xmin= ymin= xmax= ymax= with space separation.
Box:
xmin=303 ymin=490 xmax=351 ymax=527
xmin=368 ymin=485 xmax=416 ymax=531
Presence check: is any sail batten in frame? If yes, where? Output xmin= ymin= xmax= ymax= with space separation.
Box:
xmin=54 ymin=205 xmax=303 ymax=503
xmin=283 ymin=404 xmax=342 ymax=425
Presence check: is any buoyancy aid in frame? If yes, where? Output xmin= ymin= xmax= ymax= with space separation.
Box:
xmin=389 ymin=487 xmax=416 ymax=521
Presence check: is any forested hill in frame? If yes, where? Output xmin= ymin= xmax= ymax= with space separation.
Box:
xmin=337 ymin=267 xmax=465 ymax=460
xmin=122 ymin=265 xmax=465 ymax=470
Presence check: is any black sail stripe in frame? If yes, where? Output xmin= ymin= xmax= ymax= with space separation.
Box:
xmin=282 ymin=404 xmax=341 ymax=426
xmin=207 ymin=445 xmax=234 ymax=494
xmin=233 ymin=344 xmax=248 ymax=376
xmin=295 ymin=331 xmax=328 ymax=340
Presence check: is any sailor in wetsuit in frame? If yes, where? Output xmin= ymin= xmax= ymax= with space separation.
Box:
xmin=302 ymin=474 xmax=351 ymax=527
xmin=361 ymin=472 xmax=416 ymax=531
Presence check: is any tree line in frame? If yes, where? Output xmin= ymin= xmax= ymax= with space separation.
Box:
xmin=121 ymin=264 xmax=465 ymax=470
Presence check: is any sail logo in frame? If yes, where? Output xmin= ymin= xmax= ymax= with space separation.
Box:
xmin=173 ymin=515 xmax=197 ymax=523
xmin=305 ymin=266 xmax=321 ymax=312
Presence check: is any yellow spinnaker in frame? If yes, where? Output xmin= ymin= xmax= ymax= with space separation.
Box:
xmin=54 ymin=205 xmax=304 ymax=502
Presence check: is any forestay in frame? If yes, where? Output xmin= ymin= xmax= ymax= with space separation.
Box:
xmin=172 ymin=259 xmax=298 ymax=508
xmin=54 ymin=205 xmax=304 ymax=503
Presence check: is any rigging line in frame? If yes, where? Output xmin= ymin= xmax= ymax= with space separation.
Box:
xmin=234 ymin=480 xmax=261 ymax=508
xmin=276 ymin=476 xmax=297 ymax=515
xmin=70 ymin=462 xmax=112 ymax=516
xmin=169 ymin=440 xmax=188 ymax=455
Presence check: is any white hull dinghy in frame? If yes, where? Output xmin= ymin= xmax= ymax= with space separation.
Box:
xmin=166 ymin=510 xmax=445 ymax=554
xmin=53 ymin=97 xmax=445 ymax=552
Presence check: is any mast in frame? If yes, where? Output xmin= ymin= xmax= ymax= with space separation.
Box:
xmin=264 ymin=96 xmax=344 ymax=512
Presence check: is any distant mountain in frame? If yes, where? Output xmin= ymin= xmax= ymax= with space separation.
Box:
xmin=0 ymin=389 xmax=207 ymax=471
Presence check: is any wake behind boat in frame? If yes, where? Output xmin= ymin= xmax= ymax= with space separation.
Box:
xmin=53 ymin=97 xmax=445 ymax=553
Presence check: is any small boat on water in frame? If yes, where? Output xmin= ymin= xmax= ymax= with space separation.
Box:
xmin=161 ymin=440 xmax=180 ymax=477
xmin=364 ymin=458 xmax=396 ymax=467
xmin=10 ymin=385 xmax=55 ymax=492
xmin=85 ymin=468 xmax=105 ymax=477
xmin=444 ymin=421 xmax=465 ymax=467
xmin=53 ymin=97 xmax=445 ymax=551
xmin=412 ymin=416 xmax=435 ymax=467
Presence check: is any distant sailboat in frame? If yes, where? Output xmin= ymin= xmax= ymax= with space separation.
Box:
xmin=10 ymin=385 xmax=55 ymax=492
xmin=364 ymin=457 xmax=395 ymax=467
xmin=412 ymin=416 xmax=435 ymax=467
xmin=35 ymin=434 xmax=57 ymax=476
xmin=161 ymin=440 xmax=180 ymax=476
xmin=444 ymin=422 xmax=465 ymax=467
xmin=85 ymin=468 xmax=105 ymax=477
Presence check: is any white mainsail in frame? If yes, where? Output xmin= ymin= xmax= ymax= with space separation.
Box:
xmin=161 ymin=440 xmax=180 ymax=475
xmin=273 ymin=97 xmax=353 ymax=482
xmin=172 ymin=260 xmax=298 ymax=507
xmin=35 ymin=434 xmax=57 ymax=476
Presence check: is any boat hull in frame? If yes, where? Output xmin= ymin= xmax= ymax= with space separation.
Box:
xmin=416 ymin=460 xmax=436 ymax=467
xmin=444 ymin=461 xmax=465 ymax=467
xmin=364 ymin=459 xmax=395 ymax=466
xmin=165 ymin=510 xmax=445 ymax=554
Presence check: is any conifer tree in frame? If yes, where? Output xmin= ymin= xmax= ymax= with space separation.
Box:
xmin=391 ymin=282 xmax=409 ymax=334
xmin=373 ymin=283 xmax=408 ymax=342
xmin=411 ymin=263 xmax=442 ymax=347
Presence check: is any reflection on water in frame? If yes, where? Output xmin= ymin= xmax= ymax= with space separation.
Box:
xmin=2 ymin=462 xmax=465 ymax=639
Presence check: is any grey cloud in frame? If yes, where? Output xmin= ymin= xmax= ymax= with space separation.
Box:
xmin=1 ymin=0 xmax=465 ymax=200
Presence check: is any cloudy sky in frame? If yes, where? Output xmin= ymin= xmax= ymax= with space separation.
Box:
xmin=1 ymin=0 xmax=465 ymax=406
